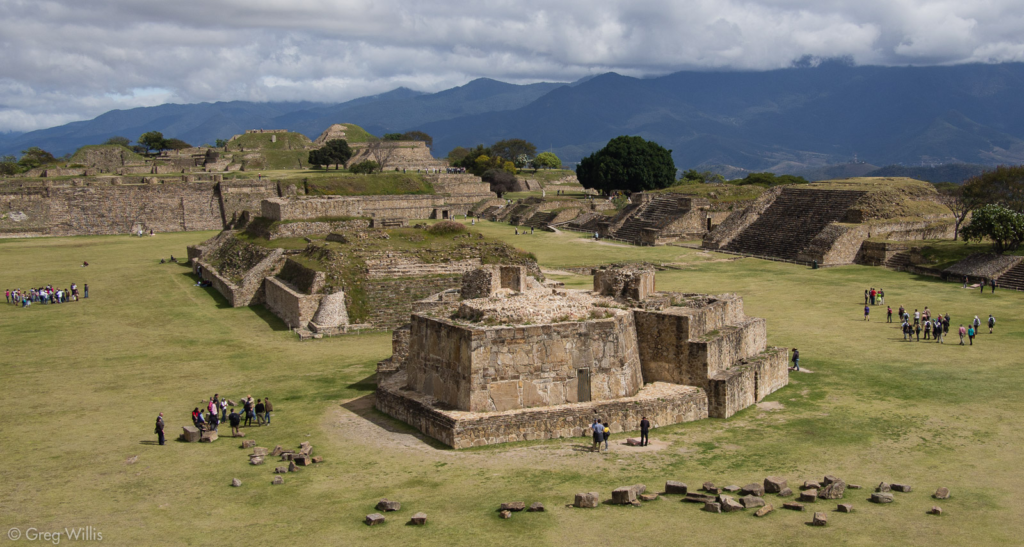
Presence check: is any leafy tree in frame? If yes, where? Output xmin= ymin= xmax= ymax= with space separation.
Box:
xmin=215 ymin=139 xmax=228 ymax=148
xmin=138 ymin=131 xmax=167 ymax=153
xmin=482 ymin=169 xmax=519 ymax=197
xmin=402 ymin=131 xmax=433 ymax=149
xmin=348 ymin=160 xmax=379 ymax=174
xmin=0 ymin=155 xmax=18 ymax=176
xmin=938 ymin=182 xmax=986 ymax=241
xmin=491 ymin=139 xmax=536 ymax=162
xmin=734 ymin=172 xmax=807 ymax=186
xmin=366 ymin=138 xmax=398 ymax=172
xmin=532 ymin=152 xmax=561 ymax=170
xmin=383 ymin=133 xmax=405 ymax=141
xmin=17 ymin=147 xmax=56 ymax=170
xmin=677 ymin=169 xmax=725 ymax=184
xmin=103 ymin=136 xmax=131 ymax=147
xmin=963 ymin=165 xmax=1024 ymax=213
xmin=164 ymin=138 xmax=192 ymax=150
xmin=576 ymin=136 xmax=675 ymax=194
xmin=308 ymin=139 xmax=352 ymax=170
xmin=961 ymin=204 xmax=1024 ymax=254
xmin=447 ymin=146 xmax=470 ymax=164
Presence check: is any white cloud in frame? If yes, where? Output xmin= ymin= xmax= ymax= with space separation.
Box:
xmin=1 ymin=0 xmax=1024 ymax=130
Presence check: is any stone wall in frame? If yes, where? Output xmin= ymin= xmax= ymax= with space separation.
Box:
xmin=218 ymin=180 xmax=280 ymax=227
xmin=362 ymin=276 xmax=465 ymax=328
xmin=594 ymin=266 xmax=656 ymax=301
xmin=707 ymin=348 xmax=788 ymax=418
xmin=197 ymin=248 xmax=284 ymax=307
xmin=799 ymin=218 xmax=956 ymax=265
xmin=263 ymin=277 xmax=322 ymax=329
xmin=405 ymin=311 xmax=643 ymax=413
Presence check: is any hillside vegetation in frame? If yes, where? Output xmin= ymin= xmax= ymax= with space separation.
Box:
xmin=303 ymin=172 xmax=434 ymax=196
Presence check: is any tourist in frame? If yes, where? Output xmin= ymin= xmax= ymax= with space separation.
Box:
xmin=991 ymin=278 xmax=997 ymax=293
xmin=155 ymin=413 xmax=165 ymax=446
xmin=913 ymin=309 xmax=920 ymax=326
xmin=191 ymin=407 xmax=201 ymax=428
xmin=915 ymin=321 xmax=921 ymax=341
xmin=864 ymin=305 xmax=870 ymax=321
xmin=603 ymin=422 xmax=611 ymax=450
xmin=229 ymin=408 xmax=241 ymax=436
xmin=988 ymin=314 xmax=996 ymax=334
xmin=195 ymin=410 xmax=206 ymax=430
xmin=980 ymin=279 xmax=985 ymax=294
xmin=264 ymin=398 xmax=272 ymax=425
xmin=870 ymin=288 xmax=876 ymax=306
xmin=924 ymin=320 xmax=931 ymax=340
xmin=898 ymin=305 xmax=905 ymax=320
xmin=82 ymin=261 xmax=89 ymax=267
xmin=5 ymin=289 xmax=9 ymax=304
xmin=878 ymin=288 xmax=885 ymax=305
xmin=901 ymin=320 xmax=910 ymax=341
xmin=243 ymin=397 xmax=253 ymax=427
xmin=935 ymin=319 xmax=944 ymax=344
xmin=591 ymin=419 xmax=604 ymax=452
xmin=864 ymin=289 xmax=869 ymax=305
xmin=958 ymin=324 xmax=966 ymax=345
xmin=515 ymin=228 xmax=518 ymax=235
xmin=886 ymin=306 xmax=893 ymax=323
xmin=968 ymin=325 xmax=976 ymax=345
xmin=639 ymin=416 xmax=650 ymax=446
xmin=255 ymin=399 xmax=266 ymax=426
xmin=84 ymin=284 xmax=89 ymax=298
xmin=962 ymin=275 xmax=968 ymax=289
xmin=208 ymin=409 xmax=219 ymax=432
xmin=791 ymin=348 xmax=800 ymax=371
xmin=973 ymin=316 xmax=981 ymax=332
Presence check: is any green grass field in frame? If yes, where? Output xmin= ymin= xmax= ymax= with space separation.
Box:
xmin=2 ymin=224 xmax=1022 ymax=546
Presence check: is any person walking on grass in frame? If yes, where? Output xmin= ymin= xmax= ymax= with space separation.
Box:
xmin=973 ymin=315 xmax=981 ymax=333
xmin=991 ymin=278 xmax=997 ymax=293
xmin=155 ymin=413 xmax=165 ymax=446
xmin=243 ymin=397 xmax=253 ymax=427
xmin=603 ymin=422 xmax=611 ymax=450
xmin=640 ymin=416 xmax=650 ymax=447
xmin=879 ymin=288 xmax=885 ymax=305
xmin=870 ymin=288 xmax=876 ymax=306
xmin=791 ymin=348 xmax=800 ymax=371
xmin=989 ymin=314 xmax=996 ymax=334
xmin=980 ymin=278 xmax=986 ymax=294
xmin=864 ymin=289 xmax=869 ymax=305
xmin=968 ymin=325 xmax=976 ymax=345
xmin=591 ymin=419 xmax=604 ymax=453
xmin=887 ymin=306 xmax=893 ymax=323
xmin=924 ymin=320 xmax=931 ymax=340
xmin=263 ymin=397 xmax=272 ymax=425
xmin=898 ymin=305 xmax=905 ymax=321
xmin=915 ymin=321 xmax=922 ymax=341
xmin=255 ymin=399 xmax=265 ymax=426
xmin=913 ymin=309 xmax=920 ymax=326
xmin=959 ymin=324 xmax=967 ymax=345
xmin=864 ymin=305 xmax=870 ymax=321
xmin=934 ymin=319 xmax=944 ymax=344
xmin=229 ymin=408 xmax=241 ymax=436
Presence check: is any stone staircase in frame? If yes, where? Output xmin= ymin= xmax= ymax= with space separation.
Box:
xmin=563 ymin=212 xmax=606 ymax=233
xmin=884 ymin=252 xmax=911 ymax=270
xmin=724 ymin=188 xmax=866 ymax=260
xmin=995 ymin=262 xmax=1024 ymax=291
xmin=364 ymin=257 xmax=483 ymax=279
xmin=522 ymin=211 xmax=558 ymax=229
xmin=608 ymin=196 xmax=687 ymax=244
xmin=479 ymin=205 xmax=502 ymax=220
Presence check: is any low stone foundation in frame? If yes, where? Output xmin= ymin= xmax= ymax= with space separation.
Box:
xmin=707 ymin=347 xmax=789 ymax=418
xmin=376 ymin=373 xmax=709 ymax=449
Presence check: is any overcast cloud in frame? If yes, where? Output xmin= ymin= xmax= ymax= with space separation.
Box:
xmin=1 ymin=0 xmax=1023 ymax=132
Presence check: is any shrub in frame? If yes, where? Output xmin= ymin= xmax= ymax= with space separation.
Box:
xmin=348 ymin=160 xmax=379 ymax=174
xmin=426 ymin=221 xmax=468 ymax=236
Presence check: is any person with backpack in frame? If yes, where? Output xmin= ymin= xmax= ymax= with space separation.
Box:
xmin=973 ymin=316 xmax=982 ymax=332
xmin=915 ymin=321 xmax=922 ymax=341
xmin=591 ymin=419 xmax=604 ymax=453
xmin=243 ymin=397 xmax=253 ymax=427
xmin=935 ymin=319 xmax=944 ymax=344
xmin=924 ymin=320 xmax=931 ymax=340
xmin=988 ymin=314 xmax=996 ymax=334
xmin=155 ymin=413 xmax=165 ymax=446
xmin=229 ymin=408 xmax=241 ymax=437
xmin=603 ymin=422 xmax=611 ymax=450
xmin=968 ymin=325 xmax=976 ymax=345
xmin=887 ymin=306 xmax=893 ymax=323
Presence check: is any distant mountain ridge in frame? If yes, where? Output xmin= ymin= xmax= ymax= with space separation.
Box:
xmin=7 ymin=63 xmax=1024 ymax=174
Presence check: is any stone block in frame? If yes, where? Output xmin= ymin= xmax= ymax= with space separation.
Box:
xmin=612 ymin=487 xmax=637 ymax=505
xmin=799 ymin=490 xmax=818 ymax=502
xmin=249 ymin=456 xmax=264 ymax=466
xmin=803 ymin=480 xmax=821 ymax=490
xmin=741 ymin=483 xmax=765 ymax=497
xmin=876 ymin=482 xmax=891 ymax=493
xmin=848 ymin=484 xmax=862 ymax=490
xmin=293 ymin=454 xmax=312 ymax=466
xmin=778 ymin=488 xmax=793 ymax=497
xmin=703 ymin=502 xmax=721 ymax=513
xmin=870 ymin=493 xmax=894 ymax=504
xmin=740 ymin=495 xmax=766 ymax=509
xmin=764 ymin=476 xmax=787 ymax=494
xmin=639 ymin=494 xmax=658 ymax=502
xmin=528 ymin=502 xmax=545 ymax=512
xmin=837 ymin=504 xmax=853 ymax=513
xmin=574 ymin=492 xmax=600 ymax=508
xmin=929 ymin=506 xmax=943 ymax=515
xmin=626 ymin=438 xmax=642 ymax=446
xmin=300 ymin=445 xmax=314 ymax=456
xmin=812 ymin=512 xmax=827 ymax=526
xmin=754 ymin=504 xmax=774 ymax=517
xmin=500 ymin=502 xmax=525 ymax=512
xmin=723 ymin=485 xmax=741 ymax=493
xmin=272 ymin=475 xmax=283 ymax=485
xmin=702 ymin=481 xmax=716 ymax=492
xmin=233 ymin=431 xmax=245 ymax=438
xmin=783 ymin=502 xmax=805 ymax=511
xmin=275 ymin=466 xmax=288 ymax=474
xmin=311 ymin=456 xmax=323 ymax=463
xmin=665 ymin=481 xmax=688 ymax=495
xmin=288 ymin=461 xmax=297 ymax=473
xmin=377 ymin=499 xmax=401 ymax=512
xmin=181 ymin=426 xmax=202 ymax=443
xmin=200 ymin=431 xmax=218 ymax=442
xmin=241 ymin=440 xmax=256 ymax=448
xmin=892 ymin=483 xmax=912 ymax=493
xmin=934 ymin=487 xmax=950 ymax=499
xmin=365 ymin=513 xmax=385 ymax=526
xmin=818 ymin=480 xmax=846 ymax=500
xmin=410 ymin=512 xmax=428 ymax=525
xmin=271 ymin=445 xmax=283 ymax=456
xmin=252 ymin=447 xmax=268 ymax=457
xmin=720 ymin=496 xmax=744 ymax=512
xmin=499 ymin=510 xmax=512 ymax=519
xmin=231 ymin=478 xmax=242 ymax=487
xmin=684 ymin=493 xmax=714 ymax=504
xmin=822 ymin=475 xmax=840 ymax=486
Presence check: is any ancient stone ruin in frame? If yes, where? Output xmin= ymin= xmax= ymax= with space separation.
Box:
xmin=375 ymin=264 xmax=788 ymax=448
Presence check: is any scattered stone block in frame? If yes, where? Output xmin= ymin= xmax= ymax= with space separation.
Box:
xmin=241 ymin=440 xmax=256 ymax=449
xmin=740 ymin=495 xmax=766 ymax=509
xmin=528 ymin=502 xmax=545 ymax=512
xmin=410 ymin=512 xmax=427 ymax=525
xmin=706 ymin=487 xmax=721 ymax=495
xmin=892 ymin=483 xmax=912 ymax=493
xmin=818 ymin=480 xmax=846 ymax=500
xmin=280 ymin=452 xmax=295 ymax=461
xmin=764 ymin=476 xmax=787 ymax=494
xmin=365 ymin=513 xmax=385 ymax=526
xmin=501 ymin=502 xmax=525 ymax=512
xmin=293 ymin=454 xmax=312 ymax=466
xmin=812 ymin=512 xmax=827 ymax=526
xmin=870 ymin=492 xmax=894 ymax=504
xmin=272 ymin=475 xmax=283 ymax=485
xmin=837 ymin=504 xmax=853 ymax=513
xmin=181 ymin=426 xmax=201 ymax=443
xmin=822 ymin=475 xmax=840 ymax=486
xmin=876 ymin=482 xmax=891 ymax=493
xmin=300 ymin=445 xmax=314 ymax=456
xmin=848 ymin=484 xmax=862 ymax=490
xmin=300 ymin=441 xmax=311 ymax=450
xmin=311 ymin=456 xmax=323 ymax=463
xmin=252 ymin=447 xmax=268 ymax=457
xmin=929 ymin=506 xmax=943 ymax=515
xmin=703 ymin=502 xmax=722 ymax=513
xmin=720 ymin=496 xmax=745 ymax=512
xmin=632 ymin=484 xmax=646 ymax=496
xmin=200 ymin=431 xmax=218 ymax=442
xmin=934 ymin=487 xmax=950 ymax=499
xmin=612 ymin=487 xmax=637 ymax=505
xmin=275 ymin=466 xmax=288 ymax=474
xmin=702 ymin=481 xmax=716 ymax=492
xmin=723 ymin=485 xmax=741 ymax=493
xmin=639 ymin=494 xmax=659 ymax=502
xmin=231 ymin=478 xmax=242 ymax=487
xmin=574 ymin=492 xmax=600 ymax=508
xmin=249 ymin=456 xmax=264 ymax=466
xmin=629 ymin=500 xmax=641 ymax=507
xmin=233 ymin=431 xmax=245 ymax=438
xmin=783 ymin=502 xmax=805 ymax=511
xmin=778 ymin=488 xmax=793 ymax=497
xmin=271 ymin=445 xmax=283 ymax=456
xmin=499 ymin=510 xmax=512 ymax=519
xmin=377 ymin=499 xmax=401 ymax=512
xmin=684 ymin=493 xmax=714 ymax=504
xmin=626 ymin=438 xmax=642 ymax=446
xmin=226 ymin=399 xmax=236 ymax=407
xmin=665 ymin=481 xmax=688 ymax=495
xmin=799 ymin=490 xmax=818 ymax=502
xmin=741 ymin=483 xmax=765 ymax=497
xmin=288 ymin=461 xmax=298 ymax=472
xmin=754 ymin=504 xmax=774 ymax=517
xmin=802 ymin=480 xmax=820 ymax=490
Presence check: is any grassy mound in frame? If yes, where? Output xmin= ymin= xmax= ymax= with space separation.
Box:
xmin=304 ymin=172 xmax=434 ymax=196
xmin=426 ymin=220 xmax=468 ymax=235
xmin=331 ymin=123 xmax=376 ymax=143
xmin=226 ymin=132 xmax=312 ymax=152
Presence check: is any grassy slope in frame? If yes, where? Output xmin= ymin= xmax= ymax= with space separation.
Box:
xmin=304 ymin=172 xmax=434 ymax=196
xmin=1 ymin=226 xmax=1022 ymax=546
xmin=69 ymin=144 xmax=146 ymax=164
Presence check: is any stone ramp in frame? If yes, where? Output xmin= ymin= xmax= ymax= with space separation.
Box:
xmin=723 ymin=188 xmax=866 ymax=260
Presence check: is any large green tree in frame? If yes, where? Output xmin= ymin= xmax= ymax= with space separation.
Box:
xmin=103 ymin=136 xmax=131 ymax=147
xmin=17 ymin=147 xmax=56 ymax=170
xmin=960 ymin=204 xmax=1024 ymax=254
xmin=491 ymin=139 xmax=536 ymax=162
xmin=138 ymin=131 xmax=167 ymax=153
xmin=308 ymin=139 xmax=352 ymax=170
xmin=163 ymin=138 xmax=192 ymax=150
xmin=576 ymin=136 xmax=675 ymax=194
xmin=532 ymin=152 xmax=561 ymax=170
xmin=402 ymin=131 xmax=433 ymax=149
xmin=0 ymin=155 xmax=18 ymax=175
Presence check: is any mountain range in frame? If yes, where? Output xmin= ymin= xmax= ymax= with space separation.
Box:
xmin=7 ymin=62 xmax=1024 ymax=176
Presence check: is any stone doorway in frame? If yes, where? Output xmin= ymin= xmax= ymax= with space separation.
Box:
xmin=577 ymin=368 xmax=591 ymax=402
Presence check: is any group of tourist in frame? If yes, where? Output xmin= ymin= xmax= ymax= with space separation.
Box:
xmin=589 ymin=416 xmax=651 ymax=452
xmin=863 ymin=287 xmax=886 ymax=306
xmin=883 ymin=304 xmax=996 ymax=346
xmin=962 ymin=275 xmax=998 ymax=293
xmin=178 ymin=393 xmax=274 ymax=443
xmin=6 ymin=283 xmax=87 ymax=307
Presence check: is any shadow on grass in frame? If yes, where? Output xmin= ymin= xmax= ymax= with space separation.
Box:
xmin=249 ymin=304 xmax=289 ymax=331
xmin=180 ymin=271 xmax=233 ymax=308
xmin=339 ymin=392 xmax=452 ymax=451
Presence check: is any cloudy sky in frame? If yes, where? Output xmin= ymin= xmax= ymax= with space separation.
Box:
xmin=2 ymin=0 xmax=1023 ymax=132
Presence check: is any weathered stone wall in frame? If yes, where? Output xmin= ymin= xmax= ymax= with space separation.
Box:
xmin=594 ymin=266 xmax=656 ymax=301
xmin=219 ymin=180 xmax=279 ymax=227
xmin=707 ymin=348 xmax=788 ymax=418
xmin=363 ymin=276 xmax=464 ymax=329
xmin=702 ymin=186 xmax=784 ymax=250
xmin=263 ymin=277 xmax=322 ymax=329
xmin=799 ymin=218 xmax=956 ymax=265
xmin=197 ymin=248 xmax=284 ymax=307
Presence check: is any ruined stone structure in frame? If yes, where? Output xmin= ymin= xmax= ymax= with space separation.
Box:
xmin=702 ymin=181 xmax=955 ymax=266
xmin=313 ymin=124 xmax=446 ymax=170
xmin=376 ymin=264 xmax=788 ymax=449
